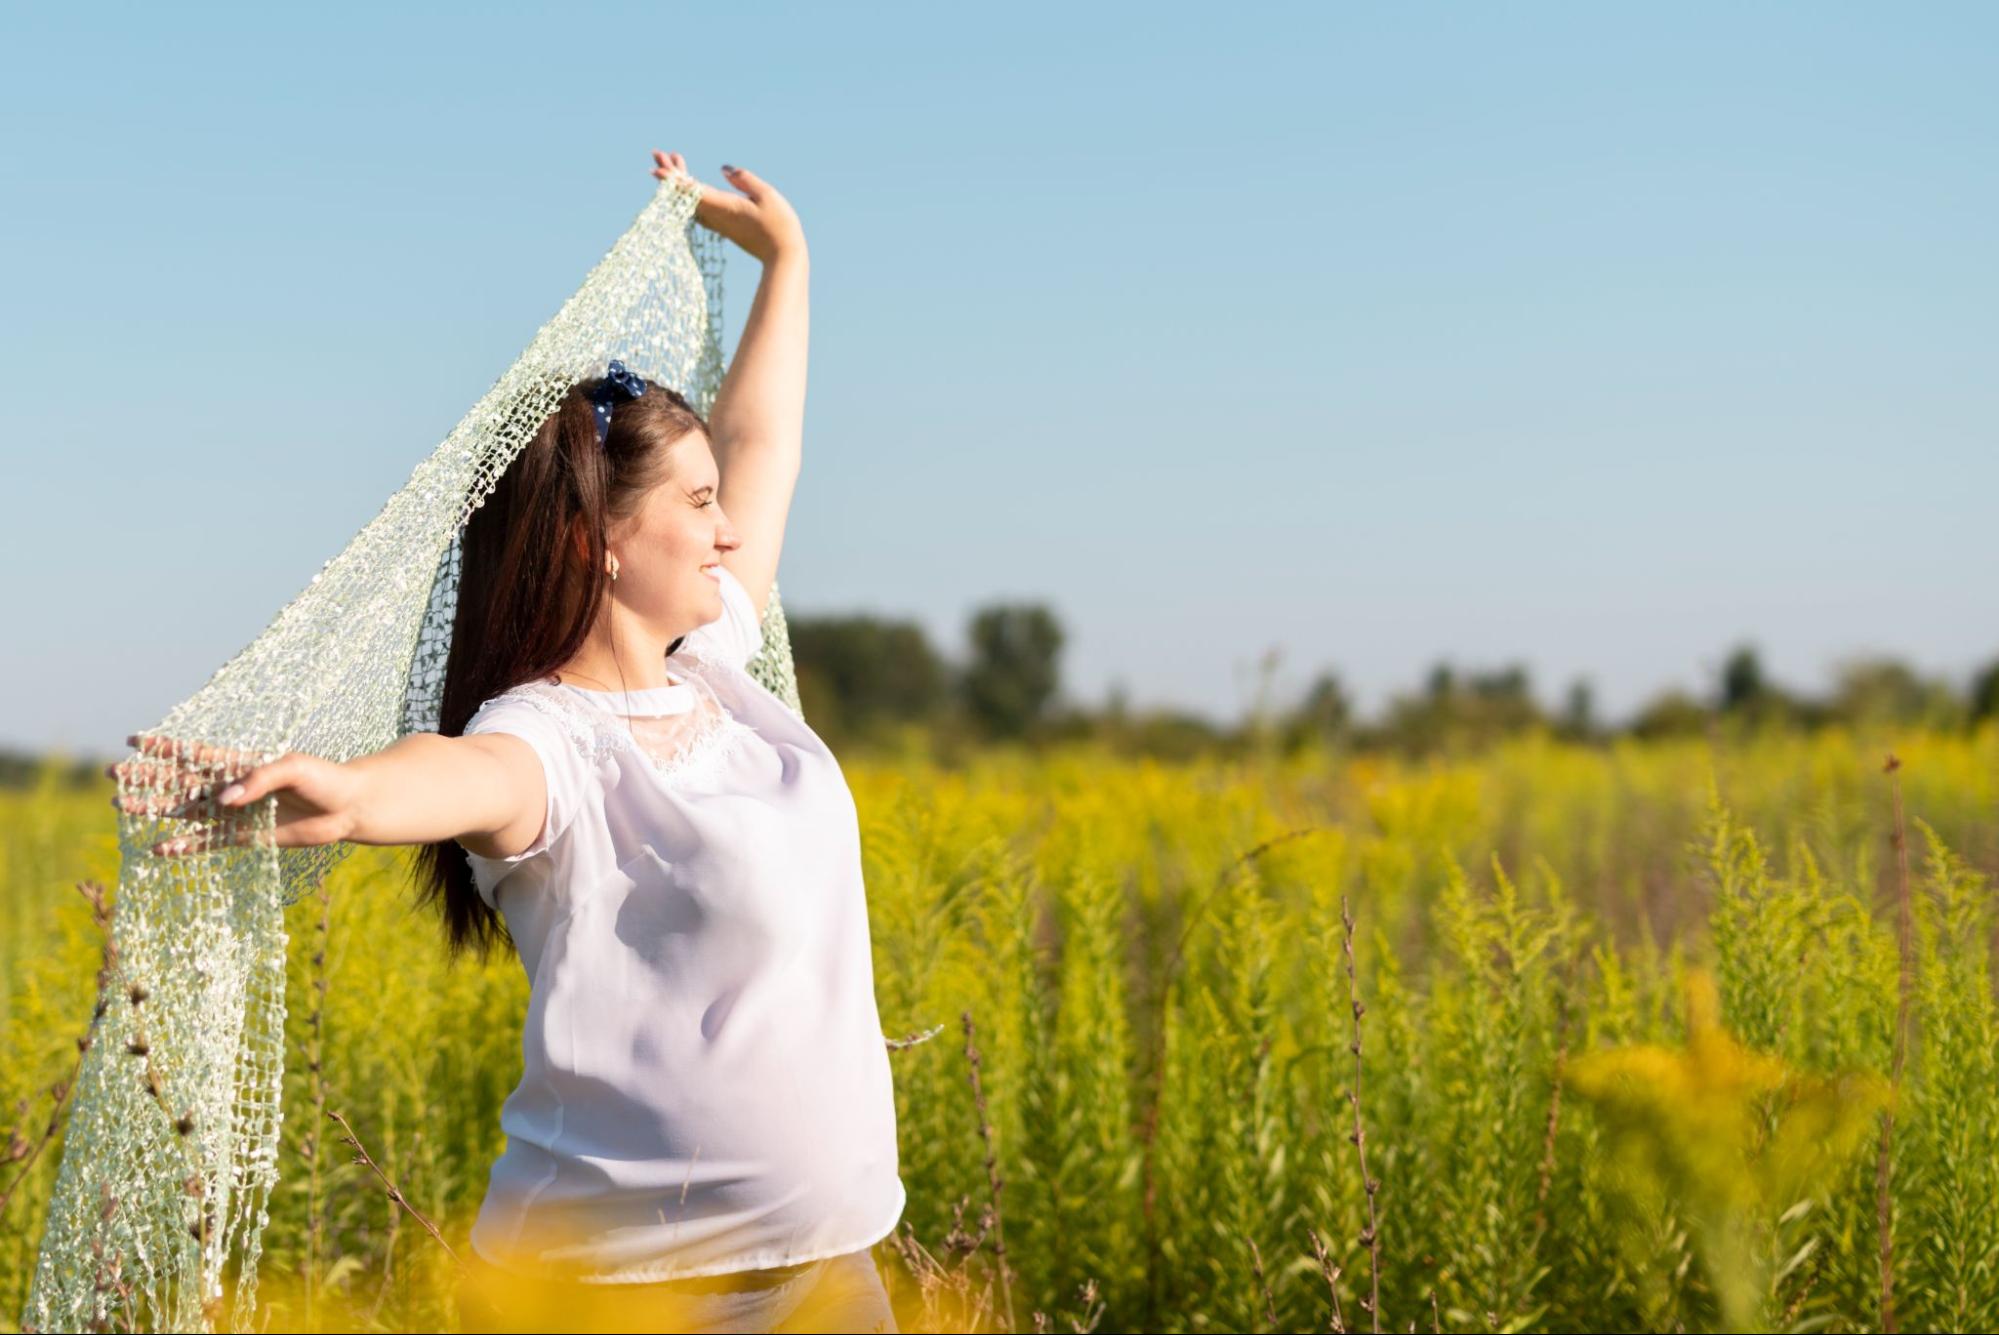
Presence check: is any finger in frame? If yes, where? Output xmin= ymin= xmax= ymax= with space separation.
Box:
xmin=117 ymin=784 xmax=208 ymax=818
xmin=149 ymin=831 xmax=191 ymax=857
xmin=149 ymin=824 xmax=267 ymax=859
xmin=150 ymin=826 xmax=218 ymax=857
xmin=219 ymin=754 xmax=302 ymax=808
xmin=105 ymin=755 xmax=158 ymax=783
xmin=115 ymin=750 xmax=184 ymax=782
xmin=111 ymin=759 xmax=204 ymax=805
xmin=720 ymin=164 xmax=762 ymax=200
xmin=132 ymin=733 xmax=250 ymax=770
xmin=133 ymin=733 xmax=220 ymax=763
xmin=112 ymin=749 xmax=248 ymax=795
xmin=161 ymin=787 xmax=238 ymax=820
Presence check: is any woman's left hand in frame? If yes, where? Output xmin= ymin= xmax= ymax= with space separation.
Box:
xmin=651 ymin=150 xmax=805 ymax=265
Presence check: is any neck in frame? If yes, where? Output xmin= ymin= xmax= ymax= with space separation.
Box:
xmin=553 ymin=597 xmax=691 ymax=691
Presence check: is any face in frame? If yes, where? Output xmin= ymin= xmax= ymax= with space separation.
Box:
xmin=605 ymin=432 xmax=741 ymax=639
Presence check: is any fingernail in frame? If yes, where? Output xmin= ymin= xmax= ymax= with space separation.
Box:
xmin=722 ymin=164 xmax=737 ymax=174
xmin=221 ymin=784 xmax=244 ymax=804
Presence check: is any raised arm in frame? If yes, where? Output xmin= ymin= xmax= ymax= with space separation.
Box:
xmin=660 ymin=152 xmax=809 ymax=625
xmin=111 ymin=730 xmax=545 ymax=859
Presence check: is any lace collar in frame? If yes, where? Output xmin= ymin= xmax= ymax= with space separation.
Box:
xmin=499 ymin=653 xmax=755 ymax=789
xmin=553 ymin=677 xmax=696 ymax=717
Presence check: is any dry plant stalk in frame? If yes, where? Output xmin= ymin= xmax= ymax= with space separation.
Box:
xmin=21 ymin=897 xmax=223 ymax=1335
xmin=886 ymin=1198 xmax=999 ymax=1332
xmin=1067 ymin=1276 xmax=1106 ymax=1332
xmin=1531 ymin=954 xmax=1576 ymax=1238
xmin=1875 ymin=750 xmax=1916 ymax=1334
xmin=1249 ymin=1234 xmax=1279 ymax=1331
xmin=961 ymin=1008 xmax=1018 ymax=1332
xmin=1031 ymin=1276 xmax=1107 ymax=1332
xmin=302 ymin=876 xmax=332 ymax=1329
xmin=364 ymin=1129 xmax=406 ymax=1328
xmin=1309 ymin=1225 xmax=1347 ymax=1333
xmin=887 ymin=1021 xmax=947 ymax=1051
xmin=325 ymin=1107 xmax=463 ymax=1271
xmin=1342 ymin=894 xmax=1383 ymax=1333
xmin=0 ymin=881 xmax=115 ymax=1222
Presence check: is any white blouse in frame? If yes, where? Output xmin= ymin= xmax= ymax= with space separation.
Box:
xmin=458 ymin=564 xmax=906 ymax=1283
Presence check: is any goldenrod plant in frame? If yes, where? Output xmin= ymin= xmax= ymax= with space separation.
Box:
xmin=3 ymin=723 xmax=1993 ymax=1331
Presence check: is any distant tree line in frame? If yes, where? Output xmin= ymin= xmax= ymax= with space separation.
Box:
xmin=1268 ymin=645 xmax=1999 ymax=763
xmin=8 ymin=609 xmax=1997 ymax=785
xmin=786 ymin=603 xmax=1999 ymax=763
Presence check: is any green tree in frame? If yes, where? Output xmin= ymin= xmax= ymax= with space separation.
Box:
xmin=1559 ymin=675 xmax=1598 ymax=742
xmin=1970 ymin=656 xmax=1999 ymax=722
xmin=1630 ymin=687 xmax=1710 ymax=739
xmin=1715 ymin=643 xmax=1813 ymax=729
xmin=1282 ymin=669 xmax=1353 ymax=756
xmin=787 ymin=614 xmax=950 ymax=747
xmin=1718 ymin=643 xmax=1769 ymax=714
xmin=1375 ymin=659 xmax=1546 ymax=755
xmin=960 ymin=602 xmax=1065 ymax=741
xmin=1827 ymin=654 xmax=1962 ymax=730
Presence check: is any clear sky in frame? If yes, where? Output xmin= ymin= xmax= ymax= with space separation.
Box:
xmin=4 ymin=3 xmax=1994 ymax=760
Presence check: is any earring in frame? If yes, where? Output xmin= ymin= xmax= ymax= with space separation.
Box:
xmin=608 ymin=557 xmax=620 ymax=582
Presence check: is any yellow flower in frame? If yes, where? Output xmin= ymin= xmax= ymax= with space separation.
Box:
xmin=1564 ymin=968 xmax=1889 ymax=1327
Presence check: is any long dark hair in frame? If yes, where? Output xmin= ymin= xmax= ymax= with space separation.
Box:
xmin=410 ymin=371 xmax=709 ymax=964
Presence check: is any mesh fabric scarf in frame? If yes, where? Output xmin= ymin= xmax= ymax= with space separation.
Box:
xmin=21 ymin=174 xmax=802 ymax=1333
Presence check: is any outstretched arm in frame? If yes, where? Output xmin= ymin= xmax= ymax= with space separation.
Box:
xmin=659 ymin=152 xmax=808 ymax=625
xmin=111 ymin=730 xmax=546 ymax=859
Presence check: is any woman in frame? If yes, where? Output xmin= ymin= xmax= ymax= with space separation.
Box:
xmin=111 ymin=151 xmax=903 ymax=1334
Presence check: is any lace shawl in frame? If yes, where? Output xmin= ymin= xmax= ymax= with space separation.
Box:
xmin=22 ymin=175 xmax=803 ymax=1334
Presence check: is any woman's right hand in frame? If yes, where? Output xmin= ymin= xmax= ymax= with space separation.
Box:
xmin=109 ymin=734 xmax=365 ymax=858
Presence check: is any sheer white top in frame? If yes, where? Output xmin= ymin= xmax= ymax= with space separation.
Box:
xmin=458 ymin=564 xmax=906 ymax=1283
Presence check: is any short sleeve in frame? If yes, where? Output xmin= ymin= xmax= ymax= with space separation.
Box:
xmin=674 ymin=563 xmax=763 ymax=672
xmin=462 ymin=693 xmax=596 ymax=864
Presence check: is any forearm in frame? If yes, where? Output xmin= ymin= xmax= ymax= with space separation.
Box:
xmin=708 ymin=248 xmax=808 ymax=465
xmin=342 ymin=732 xmax=511 ymax=848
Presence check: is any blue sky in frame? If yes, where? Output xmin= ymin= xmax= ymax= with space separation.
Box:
xmin=4 ymin=3 xmax=1994 ymax=759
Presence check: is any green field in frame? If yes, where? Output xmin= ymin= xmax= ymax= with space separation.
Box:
xmin=4 ymin=726 xmax=1996 ymax=1332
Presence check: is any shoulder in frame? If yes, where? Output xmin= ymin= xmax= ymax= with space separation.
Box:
xmin=460 ymin=682 xmax=604 ymax=877
xmin=465 ymin=681 xmax=617 ymax=767
xmin=672 ymin=564 xmax=764 ymax=674
xmin=466 ymin=679 xmax=574 ymax=735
